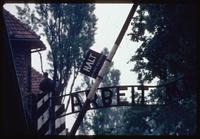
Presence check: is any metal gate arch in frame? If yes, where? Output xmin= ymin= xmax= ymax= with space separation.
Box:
xmin=36 ymin=75 xmax=184 ymax=135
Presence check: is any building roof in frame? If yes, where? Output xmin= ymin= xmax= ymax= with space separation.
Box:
xmin=3 ymin=9 xmax=46 ymax=52
xmin=31 ymin=68 xmax=43 ymax=94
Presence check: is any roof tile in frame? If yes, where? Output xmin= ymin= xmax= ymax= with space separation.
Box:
xmin=3 ymin=9 xmax=40 ymax=40
xmin=3 ymin=9 xmax=46 ymax=51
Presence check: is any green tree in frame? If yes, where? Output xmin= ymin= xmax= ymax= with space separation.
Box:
xmin=123 ymin=4 xmax=197 ymax=135
xmin=16 ymin=4 xmax=97 ymax=97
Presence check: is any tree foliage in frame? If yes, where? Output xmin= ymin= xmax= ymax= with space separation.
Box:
xmin=130 ymin=4 xmax=197 ymax=85
xmin=16 ymin=4 xmax=97 ymax=96
xmin=123 ymin=4 xmax=197 ymax=135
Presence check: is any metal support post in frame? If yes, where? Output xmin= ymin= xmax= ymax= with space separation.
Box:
xmin=49 ymin=92 xmax=56 ymax=135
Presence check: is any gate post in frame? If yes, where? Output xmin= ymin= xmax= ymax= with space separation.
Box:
xmin=49 ymin=91 xmax=56 ymax=135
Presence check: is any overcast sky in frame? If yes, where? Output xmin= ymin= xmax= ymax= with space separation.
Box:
xmin=4 ymin=3 xmax=141 ymax=85
xmin=4 ymin=3 xmax=158 ymax=134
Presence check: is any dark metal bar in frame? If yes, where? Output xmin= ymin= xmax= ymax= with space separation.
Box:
xmin=114 ymin=4 xmax=138 ymax=46
xmin=51 ymin=84 xmax=159 ymax=99
xmin=50 ymin=91 xmax=56 ymax=135
xmin=141 ymin=85 xmax=145 ymax=105
xmin=131 ymin=86 xmax=135 ymax=105
xmin=57 ymin=104 xmax=166 ymax=118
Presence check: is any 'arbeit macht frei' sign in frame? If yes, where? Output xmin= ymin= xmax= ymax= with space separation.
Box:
xmin=55 ymin=85 xmax=165 ymax=118
xmin=59 ymin=48 xmax=165 ymax=117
